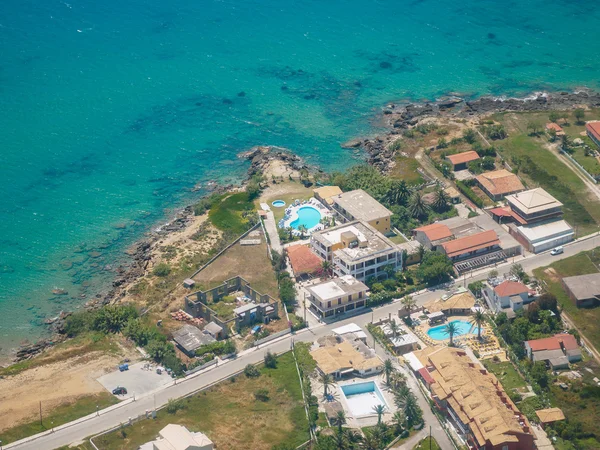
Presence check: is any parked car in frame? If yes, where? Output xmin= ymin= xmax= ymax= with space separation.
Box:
xmin=112 ymin=386 xmax=128 ymax=395
xmin=550 ymin=246 xmax=564 ymax=255
xmin=118 ymin=363 xmax=129 ymax=372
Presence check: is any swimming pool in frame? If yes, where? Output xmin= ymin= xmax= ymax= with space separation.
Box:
xmin=272 ymin=200 xmax=286 ymax=207
xmin=339 ymin=381 xmax=388 ymax=418
xmin=427 ymin=320 xmax=480 ymax=341
xmin=289 ymin=206 xmax=321 ymax=230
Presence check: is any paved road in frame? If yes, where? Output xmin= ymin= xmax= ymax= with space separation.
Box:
xmin=10 ymin=232 xmax=600 ymax=450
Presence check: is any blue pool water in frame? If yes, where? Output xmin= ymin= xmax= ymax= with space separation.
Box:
xmin=427 ymin=320 xmax=480 ymax=341
xmin=272 ymin=200 xmax=286 ymax=207
xmin=290 ymin=206 xmax=322 ymax=230
xmin=341 ymin=381 xmax=378 ymax=396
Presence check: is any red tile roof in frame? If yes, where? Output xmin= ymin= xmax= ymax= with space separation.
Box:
xmin=287 ymin=245 xmax=323 ymax=276
xmin=418 ymin=367 xmax=436 ymax=385
xmin=494 ymin=280 xmax=528 ymax=297
xmin=414 ymin=223 xmax=453 ymax=242
xmin=527 ymin=334 xmax=578 ymax=352
xmin=441 ymin=230 xmax=499 ymax=258
xmin=545 ymin=123 xmax=564 ymax=133
xmin=586 ymin=122 xmax=600 ymax=143
xmin=447 ymin=151 xmax=480 ymax=166
xmin=476 ymin=170 xmax=525 ymax=197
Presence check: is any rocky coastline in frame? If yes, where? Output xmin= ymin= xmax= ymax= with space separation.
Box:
xmin=353 ymin=89 xmax=600 ymax=171
xmin=10 ymin=89 xmax=600 ymax=364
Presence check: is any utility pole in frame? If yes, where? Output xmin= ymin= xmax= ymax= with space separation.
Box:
xmin=429 ymin=425 xmax=432 ymax=450
xmin=303 ymin=291 xmax=307 ymax=324
xmin=39 ymin=401 xmax=42 ymax=427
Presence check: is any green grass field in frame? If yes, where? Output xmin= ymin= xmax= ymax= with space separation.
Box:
xmin=209 ymin=192 xmax=255 ymax=235
xmin=533 ymin=250 xmax=600 ymax=350
xmin=93 ymin=351 xmax=309 ymax=450
xmin=413 ymin=436 xmax=442 ymax=450
xmin=570 ymin=146 xmax=600 ymax=177
xmin=482 ymin=359 xmax=528 ymax=393
xmin=0 ymin=393 xmax=119 ymax=445
xmin=390 ymin=156 xmax=425 ymax=185
xmin=490 ymin=114 xmax=600 ymax=236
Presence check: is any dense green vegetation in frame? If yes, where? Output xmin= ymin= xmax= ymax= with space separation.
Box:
xmin=208 ymin=191 xmax=258 ymax=235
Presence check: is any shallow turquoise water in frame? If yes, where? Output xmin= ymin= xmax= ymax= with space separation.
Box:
xmin=1 ymin=0 xmax=600 ymax=352
xmin=427 ymin=320 xmax=479 ymax=340
xmin=290 ymin=206 xmax=322 ymax=230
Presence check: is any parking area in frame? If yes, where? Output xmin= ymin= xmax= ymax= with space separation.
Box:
xmin=96 ymin=362 xmax=173 ymax=400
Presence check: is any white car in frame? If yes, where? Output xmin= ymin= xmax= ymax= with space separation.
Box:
xmin=550 ymin=246 xmax=564 ymax=255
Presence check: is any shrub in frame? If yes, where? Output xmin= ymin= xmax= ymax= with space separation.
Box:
xmin=166 ymin=398 xmax=186 ymax=414
xmin=244 ymin=364 xmax=261 ymax=378
xmin=254 ymin=388 xmax=270 ymax=402
xmin=152 ymin=262 xmax=171 ymax=277
xmin=456 ymin=180 xmax=484 ymax=207
xmin=264 ymin=351 xmax=277 ymax=369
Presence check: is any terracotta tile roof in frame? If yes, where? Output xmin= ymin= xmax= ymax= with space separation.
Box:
xmin=586 ymin=121 xmax=600 ymax=142
xmin=494 ymin=280 xmax=528 ymax=297
xmin=476 ymin=169 xmax=525 ymax=197
xmin=527 ymin=334 xmax=578 ymax=352
xmin=418 ymin=367 xmax=435 ymax=384
xmin=313 ymin=186 xmax=342 ymax=204
xmin=413 ymin=347 xmax=532 ymax=448
xmin=545 ymin=123 xmax=564 ymax=132
xmin=310 ymin=340 xmax=382 ymax=375
xmin=287 ymin=244 xmax=322 ymax=276
xmin=535 ymin=408 xmax=565 ymax=424
xmin=441 ymin=230 xmax=499 ymax=258
xmin=447 ymin=151 xmax=480 ymax=166
xmin=414 ymin=223 xmax=453 ymax=241
xmin=425 ymin=291 xmax=475 ymax=313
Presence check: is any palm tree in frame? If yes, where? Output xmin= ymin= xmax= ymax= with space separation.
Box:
xmin=408 ymin=192 xmax=429 ymax=219
xmin=401 ymin=295 xmax=416 ymax=314
xmin=332 ymin=429 xmax=348 ymax=450
xmin=444 ymin=321 xmax=458 ymax=346
xmin=345 ymin=429 xmax=362 ymax=448
xmin=470 ymin=310 xmax=486 ymax=341
xmin=321 ymin=260 xmax=332 ymax=278
xmin=320 ymin=373 xmax=333 ymax=398
xmin=372 ymin=404 xmax=386 ymax=425
xmin=286 ymin=226 xmax=294 ymax=240
xmin=386 ymin=180 xmax=411 ymax=205
xmin=392 ymin=410 xmax=406 ymax=434
xmin=402 ymin=395 xmax=422 ymax=428
xmin=383 ymin=359 xmax=395 ymax=386
xmin=432 ymin=187 xmax=450 ymax=212
xmin=390 ymin=371 xmax=407 ymax=391
xmin=360 ymin=431 xmax=380 ymax=450
xmin=297 ymin=224 xmax=308 ymax=239
xmin=333 ymin=410 xmax=346 ymax=434
xmin=389 ymin=320 xmax=400 ymax=338
xmin=417 ymin=244 xmax=426 ymax=262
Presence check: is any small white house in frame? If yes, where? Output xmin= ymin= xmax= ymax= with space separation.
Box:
xmin=485 ymin=280 xmax=529 ymax=312
xmin=139 ymin=424 xmax=214 ymax=450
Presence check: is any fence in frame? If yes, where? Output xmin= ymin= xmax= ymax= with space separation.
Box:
xmin=184 ymin=358 xmax=217 ymax=376
xmin=253 ymin=328 xmax=291 ymax=346
xmin=561 ymin=150 xmax=598 ymax=184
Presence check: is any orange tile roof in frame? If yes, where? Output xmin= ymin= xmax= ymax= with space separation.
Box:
xmin=414 ymin=223 xmax=453 ymax=241
xmin=447 ymin=151 xmax=480 ymax=166
xmin=545 ymin=123 xmax=564 ymax=132
xmin=287 ymin=244 xmax=323 ymax=276
xmin=527 ymin=334 xmax=578 ymax=352
xmin=586 ymin=122 xmax=600 ymax=142
xmin=494 ymin=280 xmax=528 ymax=297
xmin=441 ymin=230 xmax=499 ymax=258
xmin=476 ymin=169 xmax=525 ymax=197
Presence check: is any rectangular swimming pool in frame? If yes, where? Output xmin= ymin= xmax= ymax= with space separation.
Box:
xmin=339 ymin=381 xmax=388 ymax=418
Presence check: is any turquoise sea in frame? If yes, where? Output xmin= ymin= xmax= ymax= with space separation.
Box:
xmin=1 ymin=0 xmax=600 ymax=355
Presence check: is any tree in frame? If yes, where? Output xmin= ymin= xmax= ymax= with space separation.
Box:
xmin=333 ymin=410 xmax=346 ymax=434
xmin=531 ymin=361 xmax=550 ymax=389
xmin=547 ymin=127 xmax=557 ymax=142
xmin=527 ymin=121 xmax=542 ymax=137
xmin=297 ymin=224 xmax=308 ymax=239
xmin=383 ymin=359 xmax=395 ymax=386
xmin=320 ymin=373 xmax=333 ymax=397
xmin=444 ymin=321 xmax=459 ymax=346
xmin=392 ymin=410 xmax=406 ymax=434
xmin=561 ymin=134 xmax=572 ymax=153
xmin=509 ymin=263 xmax=526 ymax=280
xmin=321 ymin=260 xmax=332 ymax=278
xmin=244 ymin=364 xmax=261 ymax=378
xmin=388 ymin=320 xmax=399 ymax=338
xmin=152 ymin=262 xmax=171 ymax=277
xmin=549 ymin=111 xmax=560 ymax=123
xmin=470 ymin=310 xmax=486 ymax=341
xmin=537 ymin=292 xmax=558 ymax=312
xmin=394 ymin=392 xmax=422 ymax=428
xmin=264 ymin=351 xmax=277 ymax=368
xmin=408 ymin=192 xmax=430 ymax=220
xmin=488 ymin=269 xmax=499 ymax=279
xmin=417 ymin=244 xmax=426 ymax=262
xmin=360 ymin=430 xmax=380 ymax=450
xmin=373 ymin=404 xmax=386 ymax=425
xmin=416 ymin=251 xmax=453 ymax=285
xmin=93 ymin=305 xmax=138 ymax=334
xmin=437 ymin=137 xmax=448 ymax=149
xmin=386 ymin=180 xmax=411 ymax=206
xmin=574 ymin=108 xmax=585 ymax=125
xmin=432 ymin=187 xmax=450 ymax=212
xmin=401 ymin=295 xmax=417 ymax=314
xmin=463 ymin=128 xmax=477 ymax=144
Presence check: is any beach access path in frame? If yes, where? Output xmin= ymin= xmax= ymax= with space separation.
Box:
xmin=7 ymin=231 xmax=600 ymax=450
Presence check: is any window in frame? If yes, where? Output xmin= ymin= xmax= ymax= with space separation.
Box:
xmin=502 ymin=446 xmax=508 ymax=450
xmin=359 ymin=291 xmax=363 ymax=299
xmin=337 ymin=298 xmax=342 ymax=305
xmin=327 ymin=301 xmax=331 ymax=308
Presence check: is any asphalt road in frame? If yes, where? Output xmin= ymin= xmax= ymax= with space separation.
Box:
xmin=9 ymin=232 xmax=600 ymax=450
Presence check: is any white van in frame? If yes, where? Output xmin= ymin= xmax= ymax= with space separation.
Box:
xmin=550 ymin=246 xmax=564 ymax=255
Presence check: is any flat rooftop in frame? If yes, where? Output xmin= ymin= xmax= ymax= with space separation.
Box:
xmin=517 ymin=219 xmax=573 ymax=243
xmin=172 ymin=324 xmax=216 ymax=353
xmin=307 ymin=275 xmax=368 ymax=302
xmin=506 ymin=188 xmax=562 ymax=215
xmin=332 ymin=189 xmax=392 ymax=222
xmin=313 ymin=221 xmax=396 ymax=263
xmin=562 ymin=273 xmax=600 ymax=299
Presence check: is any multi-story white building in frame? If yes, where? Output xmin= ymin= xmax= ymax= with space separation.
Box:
xmin=310 ymin=220 xmax=401 ymax=281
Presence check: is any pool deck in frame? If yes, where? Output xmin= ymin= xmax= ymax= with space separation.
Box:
xmin=263 ymin=210 xmax=282 ymax=254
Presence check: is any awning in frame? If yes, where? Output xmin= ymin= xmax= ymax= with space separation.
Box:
xmin=418 ymin=367 xmax=435 ymax=385
xmin=404 ymin=352 xmax=424 ymax=372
